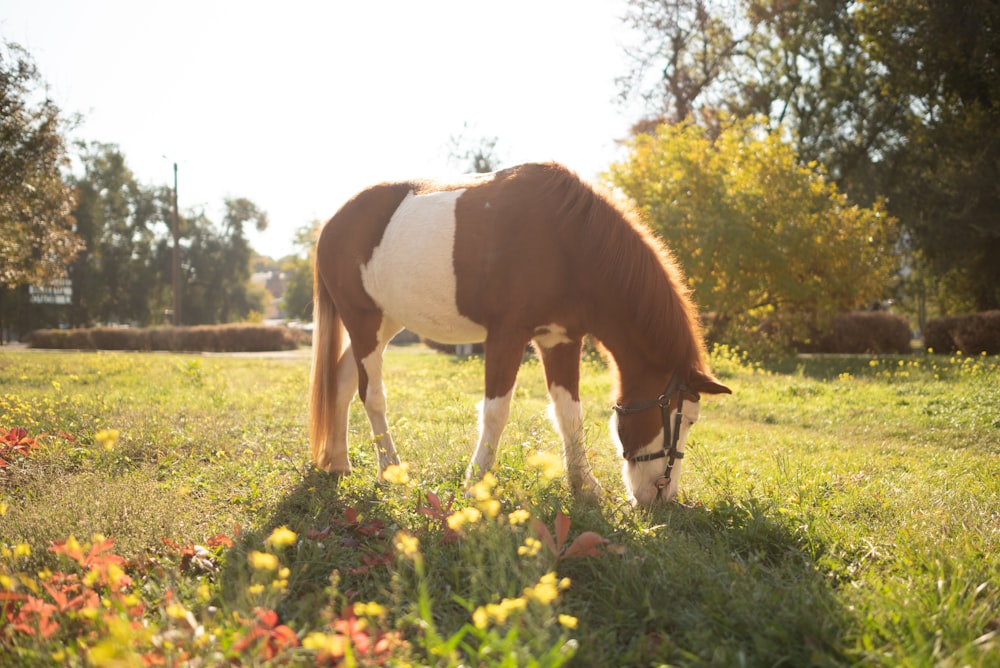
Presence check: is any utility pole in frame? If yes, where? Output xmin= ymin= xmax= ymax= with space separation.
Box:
xmin=171 ymin=162 xmax=182 ymax=326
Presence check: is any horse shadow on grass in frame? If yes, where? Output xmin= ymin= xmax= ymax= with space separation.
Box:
xmin=559 ymin=492 xmax=851 ymax=666
xmin=223 ymin=466 xmax=850 ymax=666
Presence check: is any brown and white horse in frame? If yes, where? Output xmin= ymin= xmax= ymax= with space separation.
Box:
xmin=309 ymin=162 xmax=730 ymax=505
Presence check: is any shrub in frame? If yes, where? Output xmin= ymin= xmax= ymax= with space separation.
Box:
xmin=27 ymin=325 xmax=298 ymax=353
xmin=812 ymin=311 xmax=912 ymax=354
xmin=924 ymin=311 xmax=1000 ymax=354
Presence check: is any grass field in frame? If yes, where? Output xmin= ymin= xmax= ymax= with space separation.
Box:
xmin=1 ymin=344 xmax=998 ymax=666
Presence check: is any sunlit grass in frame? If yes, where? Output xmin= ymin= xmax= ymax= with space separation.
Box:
xmin=1 ymin=345 xmax=998 ymax=665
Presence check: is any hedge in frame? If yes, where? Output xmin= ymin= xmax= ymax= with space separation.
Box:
xmin=794 ymin=311 xmax=913 ymax=354
xmin=27 ymin=325 xmax=299 ymax=353
xmin=923 ymin=311 xmax=1000 ymax=355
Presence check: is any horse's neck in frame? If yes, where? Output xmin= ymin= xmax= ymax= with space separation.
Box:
xmin=584 ymin=288 xmax=696 ymax=401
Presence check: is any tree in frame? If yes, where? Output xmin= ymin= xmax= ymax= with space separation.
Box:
xmin=605 ymin=118 xmax=897 ymax=353
xmin=855 ymin=0 xmax=1000 ymax=312
xmin=281 ymin=222 xmax=320 ymax=322
xmin=69 ymin=143 xmax=167 ymax=326
xmin=616 ymin=0 xmax=1000 ymax=311
xmin=448 ymin=123 xmax=501 ymax=174
xmin=181 ymin=199 xmax=268 ymax=324
xmin=0 ymin=41 xmax=82 ymax=340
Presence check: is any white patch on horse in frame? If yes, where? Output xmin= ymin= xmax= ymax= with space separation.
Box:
xmin=361 ymin=189 xmax=487 ymax=344
xmin=467 ymin=389 xmax=514 ymax=478
xmin=546 ymin=385 xmax=600 ymax=494
xmin=533 ymin=324 xmax=572 ymax=348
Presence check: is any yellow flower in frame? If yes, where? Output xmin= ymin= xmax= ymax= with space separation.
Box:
xmin=304 ymin=631 xmax=346 ymax=655
xmin=265 ymin=526 xmax=297 ymax=549
xmin=197 ymin=583 xmax=211 ymax=602
xmin=382 ymin=462 xmax=411 ymax=485
xmin=508 ymin=509 xmax=531 ymax=526
xmin=472 ymin=606 xmax=489 ymax=630
xmin=248 ymin=551 xmax=279 ymax=571
xmin=394 ymin=531 xmax=420 ymax=561
xmin=478 ymin=497 xmax=501 ymax=519
xmin=13 ymin=543 xmax=30 ymax=558
xmin=166 ymin=603 xmax=190 ymax=620
xmin=247 ymin=584 xmax=265 ymax=596
xmin=470 ymin=472 xmax=498 ymax=501
xmin=0 ymin=502 xmax=7 ymax=516
xmin=518 ymin=537 xmax=542 ymax=557
xmin=95 ymin=429 xmax=120 ymax=451
xmin=523 ymin=572 xmax=566 ymax=605
xmin=446 ymin=506 xmax=482 ymax=531
xmin=353 ymin=601 xmax=386 ymax=618
xmin=526 ymin=451 xmax=563 ymax=480
xmin=558 ymin=614 xmax=578 ymax=629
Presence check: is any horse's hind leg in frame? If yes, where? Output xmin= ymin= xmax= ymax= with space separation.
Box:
xmin=325 ymin=343 xmax=359 ymax=474
xmin=356 ymin=316 xmax=404 ymax=477
xmin=536 ymin=335 xmax=602 ymax=499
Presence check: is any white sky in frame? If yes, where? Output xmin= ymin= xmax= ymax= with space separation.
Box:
xmin=2 ymin=1 xmax=645 ymax=259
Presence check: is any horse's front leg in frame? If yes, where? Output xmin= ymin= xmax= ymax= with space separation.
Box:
xmin=356 ymin=316 xmax=403 ymax=477
xmin=536 ymin=336 xmax=602 ymax=500
xmin=464 ymin=333 xmax=527 ymax=484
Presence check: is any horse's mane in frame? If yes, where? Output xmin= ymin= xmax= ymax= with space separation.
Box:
xmin=515 ymin=162 xmax=707 ymax=375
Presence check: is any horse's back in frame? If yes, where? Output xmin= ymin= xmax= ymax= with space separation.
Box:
xmin=316 ymin=165 xmax=583 ymax=342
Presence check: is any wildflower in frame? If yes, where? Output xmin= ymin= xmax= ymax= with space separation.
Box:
xmin=470 ymin=472 xmax=497 ymax=501
xmin=473 ymin=597 xmax=528 ymax=628
xmin=248 ymin=551 xmax=279 ymax=571
xmin=353 ymin=601 xmax=386 ymax=618
xmin=393 ymin=531 xmax=420 ymax=561
xmin=247 ymin=584 xmax=265 ymax=596
xmin=478 ymin=497 xmax=501 ymax=518
xmin=265 ymin=526 xmax=297 ymax=549
xmin=166 ymin=602 xmax=190 ymax=620
xmin=95 ymin=429 xmax=119 ymax=451
xmin=518 ymin=537 xmax=543 ymax=557
xmin=527 ymin=451 xmax=563 ymax=480
xmin=523 ymin=572 xmax=569 ymax=605
xmin=446 ymin=506 xmax=482 ymax=531
xmin=509 ymin=509 xmax=531 ymax=526
xmin=303 ymin=631 xmax=347 ymax=657
xmin=558 ymin=614 xmax=578 ymax=629
xmin=382 ymin=462 xmax=411 ymax=485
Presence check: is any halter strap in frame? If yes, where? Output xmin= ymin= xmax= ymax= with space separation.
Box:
xmin=614 ymin=374 xmax=698 ymax=501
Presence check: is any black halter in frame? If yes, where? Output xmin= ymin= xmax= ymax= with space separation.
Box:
xmin=613 ymin=374 xmax=699 ymax=501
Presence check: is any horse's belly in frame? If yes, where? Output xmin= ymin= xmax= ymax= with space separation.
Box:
xmin=360 ymin=189 xmax=488 ymax=344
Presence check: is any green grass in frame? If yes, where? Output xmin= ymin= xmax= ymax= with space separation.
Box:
xmin=1 ymin=345 xmax=999 ymax=666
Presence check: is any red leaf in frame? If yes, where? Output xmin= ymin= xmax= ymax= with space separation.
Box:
xmin=561 ymin=531 xmax=609 ymax=559
xmin=531 ymin=519 xmax=558 ymax=557
xmin=206 ymin=533 xmax=233 ymax=549
xmin=554 ymin=511 xmax=571 ymax=551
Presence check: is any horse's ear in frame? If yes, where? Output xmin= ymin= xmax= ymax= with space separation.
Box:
xmin=689 ymin=368 xmax=732 ymax=396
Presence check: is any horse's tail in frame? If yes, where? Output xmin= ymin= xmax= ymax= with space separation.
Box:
xmin=309 ymin=262 xmax=343 ymax=470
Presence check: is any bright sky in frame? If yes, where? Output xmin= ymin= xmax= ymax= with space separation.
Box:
xmin=2 ymin=0 xmax=645 ymax=259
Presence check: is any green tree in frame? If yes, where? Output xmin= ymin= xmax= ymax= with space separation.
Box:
xmin=180 ymin=199 xmax=268 ymax=324
xmin=0 ymin=41 xmax=82 ymax=340
xmin=606 ymin=118 xmax=897 ymax=353
xmin=281 ymin=222 xmax=319 ymax=322
xmin=617 ymin=0 xmax=1000 ymax=312
xmin=69 ymin=143 xmax=167 ymax=326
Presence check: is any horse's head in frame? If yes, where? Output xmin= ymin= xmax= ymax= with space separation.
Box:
xmin=612 ymin=368 xmax=731 ymax=506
